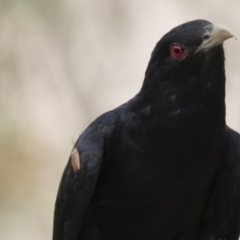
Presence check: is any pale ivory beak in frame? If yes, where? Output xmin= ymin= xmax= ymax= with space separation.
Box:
xmin=197 ymin=24 xmax=236 ymax=51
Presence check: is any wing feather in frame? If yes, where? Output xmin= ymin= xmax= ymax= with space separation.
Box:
xmin=53 ymin=123 xmax=106 ymax=240
xmin=199 ymin=127 xmax=240 ymax=240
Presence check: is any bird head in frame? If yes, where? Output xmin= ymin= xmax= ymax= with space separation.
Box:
xmin=141 ymin=20 xmax=235 ymax=112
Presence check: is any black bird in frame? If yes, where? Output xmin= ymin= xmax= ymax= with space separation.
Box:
xmin=53 ymin=20 xmax=240 ymax=240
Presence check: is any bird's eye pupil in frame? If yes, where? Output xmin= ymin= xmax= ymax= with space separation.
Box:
xmin=170 ymin=44 xmax=184 ymax=58
xmin=174 ymin=49 xmax=180 ymax=54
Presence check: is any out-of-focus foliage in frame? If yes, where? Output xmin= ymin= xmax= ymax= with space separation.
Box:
xmin=0 ymin=0 xmax=240 ymax=239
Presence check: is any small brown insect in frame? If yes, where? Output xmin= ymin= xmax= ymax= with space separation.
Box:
xmin=70 ymin=148 xmax=80 ymax=172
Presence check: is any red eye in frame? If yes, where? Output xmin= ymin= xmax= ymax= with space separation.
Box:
xmin=170 ymin=44 xmax=184 ymax=58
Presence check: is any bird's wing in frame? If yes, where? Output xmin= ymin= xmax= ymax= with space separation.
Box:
xmin=52 ymin=110 xmax=117 ymax=240
xmin=200 ymin=127 xmax=240 ymax=240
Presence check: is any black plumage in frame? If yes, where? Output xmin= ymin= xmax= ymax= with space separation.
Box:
xmin=52 ymin=20 xmax=240 ymax=240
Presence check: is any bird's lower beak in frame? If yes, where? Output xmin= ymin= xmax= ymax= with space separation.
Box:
xmin=197 ymin=23 xmax=236 ymax=51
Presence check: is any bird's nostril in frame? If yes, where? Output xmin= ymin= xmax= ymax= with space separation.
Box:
xmin=203 ymin=34 xmax=210 ymax=40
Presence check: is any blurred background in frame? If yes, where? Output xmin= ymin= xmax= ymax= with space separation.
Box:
xmin=1 ymin=0 xmax=240 ymax=239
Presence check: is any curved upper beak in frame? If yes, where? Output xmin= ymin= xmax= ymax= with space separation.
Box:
xmin=197 ymin=23 xmax=236 ymax=51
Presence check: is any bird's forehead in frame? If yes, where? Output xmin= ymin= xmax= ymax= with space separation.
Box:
xmin=171 ymin=19 xmax=212 ymax=32
xmin=162 ymin=19 xmax=212 ymax=46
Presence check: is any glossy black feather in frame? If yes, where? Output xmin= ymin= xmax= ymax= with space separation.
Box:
xmin=53 ymin=20 xmax=240 ymax=240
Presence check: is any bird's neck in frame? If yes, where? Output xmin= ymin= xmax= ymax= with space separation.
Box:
xmin=138 ymin=48 xmax=226 ymax=124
